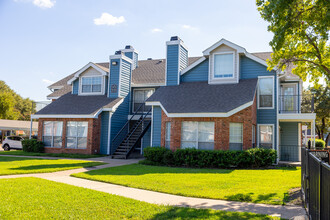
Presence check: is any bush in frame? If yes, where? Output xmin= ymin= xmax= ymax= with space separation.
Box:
xmin=315 ymin=139 xmax=326 ymax=148
xmin=22 ymin=139 xmax=45 ymax=153
xmin=143 ymin=147 xmax=277 ymax=169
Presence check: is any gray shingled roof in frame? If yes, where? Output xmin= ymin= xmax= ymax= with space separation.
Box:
xmin=146 ymin=79 xmax=257 ymax=113
xmin=36 ymin=93 xmax=122 ymax=115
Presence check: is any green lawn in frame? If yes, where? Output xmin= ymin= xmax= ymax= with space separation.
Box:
xmin=0 ymin=156 xmax=105 ymax=175
xmin=0 ymin=177 xmax=279 ymax=220
xmin=72 ymin=164 xmax=301 ymax=205
xmin=0 ymin=150 xmax=105 ymax=159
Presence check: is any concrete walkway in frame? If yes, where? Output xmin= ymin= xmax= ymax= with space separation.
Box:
xmin=0 ymin=155 xmax=306 ymax=219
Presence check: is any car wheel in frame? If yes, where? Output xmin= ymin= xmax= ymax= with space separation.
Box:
xmin=3 ymin=144 xmax=10 ymax=151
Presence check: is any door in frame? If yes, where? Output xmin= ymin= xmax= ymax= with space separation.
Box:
xmin=281 ymin=84 xmax=297 ymax=113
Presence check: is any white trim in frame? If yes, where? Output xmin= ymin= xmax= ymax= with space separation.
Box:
xmin=145 ymin=101 xmax=253 ymax=118
xmin=166 ymin=40 xmax=188 ymax=51
xmin=165 ymin=42 xmax=168 ymax=86
xmin=278 ymin=113 xmax=316 ymax=121
xmin=131 ymin=83 xmax=164 ymax=87
xmin=47 ymin=96 xmax=59 ymax=100
xmin=67 ymin=62 xmax=108 ymax=85
xmin=245 ymin=53 xmax=268 ymax=68
xmin=109 ymin=54 xmax=133 ymax=64
xmin=257 ymin=124 xmax=275 ymax=150
xmin=121 ymin=48 xmax=139 ymax=54
xmin=177 ymin=44 xmax=180 ymax=85
xmin=78 ymin=75 xmax=105 ymax=96
xmin=181 ymin=57 xmax=206 ymax=75
xmin=107 ymin=112 xmax=112 ymax=155
xmin=150 ymin=106 xmax=154 ymax=147
xmin=47 ymin=85 xmax=63 ymax=90
xmin=118 ymin=59 xmax=122 ymax=97
xmin=257 ymin=75 xmax=275 ymax=109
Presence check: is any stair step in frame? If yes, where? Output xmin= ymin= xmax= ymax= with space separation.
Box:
xmin=112 ymin=155 xmax=126 ymax=159
xmin=114 ymin=152 xmax=127 ymax=155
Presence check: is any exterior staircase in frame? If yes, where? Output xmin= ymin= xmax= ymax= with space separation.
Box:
xmin=111 ymin=105 xmax=151 ymax=159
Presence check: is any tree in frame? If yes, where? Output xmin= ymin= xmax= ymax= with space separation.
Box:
xmin=256 ymin=0 xmax=330 ymax=86
xmin=302 ymin=86 xmax=330 ymax=143
xmin=0 ymin=81 xmax=35 ymax=120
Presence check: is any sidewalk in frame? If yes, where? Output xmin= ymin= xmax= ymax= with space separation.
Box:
xmin=0 ymin=155 xmax=306 ymax=219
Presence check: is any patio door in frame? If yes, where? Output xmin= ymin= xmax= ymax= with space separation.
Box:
xmin=281 ymin=84 xmax=297 ymax=113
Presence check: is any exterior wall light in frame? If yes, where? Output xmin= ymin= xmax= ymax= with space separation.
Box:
xmin=112 ymin=61 xmax=118 ymax=66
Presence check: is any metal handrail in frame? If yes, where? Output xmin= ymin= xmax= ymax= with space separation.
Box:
xmin=112 ymin=103 xmax=146 ymax=144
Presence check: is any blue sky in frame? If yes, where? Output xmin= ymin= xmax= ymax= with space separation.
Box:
xmin=0 ymin=0 xmax=274 ymax=101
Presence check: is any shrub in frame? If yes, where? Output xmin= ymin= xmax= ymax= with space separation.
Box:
xmin=22 ymin=139 xmax=45 ymax=153
xmin=315 ymin=139 xmax=326 ymax=148
xmin=143 ymin=147 xmax=277 ymax=169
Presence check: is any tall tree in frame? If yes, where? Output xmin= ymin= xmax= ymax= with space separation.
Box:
xmin=0 ymin=81 xmax=35 ymax=120
xmin=302 ymin=86 xmax=330 ymax=143
xmin=256 ymin=0 xmax=330 ymax=86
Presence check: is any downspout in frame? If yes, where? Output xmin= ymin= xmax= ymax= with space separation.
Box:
xmin=29 ymin=116 xmax=33 ymax=139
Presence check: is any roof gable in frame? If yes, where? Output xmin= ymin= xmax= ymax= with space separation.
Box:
xmin=67 ymin=62 xmax=108 ymax=85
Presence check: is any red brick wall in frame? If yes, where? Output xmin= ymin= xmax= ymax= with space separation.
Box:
xmin=161 ymin=97 xmax=257 ymax=151
xmin=37 ymin=116 xmax=101 ymax=155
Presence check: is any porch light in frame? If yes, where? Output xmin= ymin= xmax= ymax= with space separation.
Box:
xmin=112 ymin=61 xmax=118 ymax=66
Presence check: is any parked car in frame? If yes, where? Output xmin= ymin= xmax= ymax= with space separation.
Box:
xmin=2 ymin=136 xmax=24 ymax=151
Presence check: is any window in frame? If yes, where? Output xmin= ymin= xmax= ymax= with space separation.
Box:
xmin=214 ymin=53 xmax=234 ymax=78
xmin=229 ymin=123 xmax=243 ymax=151
xmin=66 ymin=121 xmax=88 ymax=149
xmin=133 ymin=89 xmax=154 ymax=113
xmin=165 ymin=122 xmax=171 ymax=149
xmin=258 ymin=77 xmax=274 ymax=108
xmin=181 ymin=122 xmax=214 ymax=150
xmin=81 ymin=77 xmax=102 ymax=93
xmin=42 ymin=121 xmax=63 ymax=147
xmin=259 ymin=125 xmax=273 ymax=149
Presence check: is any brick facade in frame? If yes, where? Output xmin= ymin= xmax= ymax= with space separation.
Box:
xmin=37 ymin=116 xmax=101 ymax=154
xmin=161 ymin=97 xmax=257 ymax=151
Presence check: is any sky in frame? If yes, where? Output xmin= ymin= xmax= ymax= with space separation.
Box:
xmin=0 ymin=0 xmax=274 ymax=101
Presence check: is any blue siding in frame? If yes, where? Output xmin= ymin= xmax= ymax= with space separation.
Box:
xmin=100 ymin=111 xmax=110 ymax=155
xmin=240 ymin=56 xmax=274 ymax=79
xmin=119 ymin=60 xmax=131 ymax=97
xmin=166 ymin=44 xmax=179 ymax=86
xmin=240 ymin=56 xmax=278 ymax=149
xmin=109 ymin=58 xmax=120 ymax=98
xmin=181 ymin=59 xmax=209 ymax=82
xmin=110 ymin=95 xmax=130 ymax=154
xmin=72 ymin=79 xmax=79 ymax=94
xmin=279 ymin=122 xmax=299 ymax=161
xmin=142 ymin=126 xmax=151 ymax=152
xmin=152 ymin=106 xmax=162 ymax=146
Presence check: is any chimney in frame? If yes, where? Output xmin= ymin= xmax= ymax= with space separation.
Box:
xmin=121 ymin=45 xmax=138 ymax=70
xmin=166 ymin=36 xmax=188 ymax=86
xmin=108 ymin=50 xmax=133 ymax=98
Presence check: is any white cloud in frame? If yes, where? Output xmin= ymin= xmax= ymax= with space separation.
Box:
xmin=151 ymin=28 xmax=163 ymax=33
xmin=33 ymin=0 xmax=55 ymax=9
xmin=182 ymin=24 xmax=198 ymax=31
xmin=42 ymin=79 xmax=54 ymax=85
xmin=94 ymin=13 xmax=126 ymax=26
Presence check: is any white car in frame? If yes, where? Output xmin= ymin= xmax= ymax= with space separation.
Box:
xmin=2 ymin=136 xmax=24 ymax=151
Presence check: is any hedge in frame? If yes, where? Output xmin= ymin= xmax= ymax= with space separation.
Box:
xmin=142 ymin=147 xmax=277 ymax=168
xmin=22 ymin=139 xmax=45 ymax=153
xmin=315 ymin=139 xmax=326 ymax=148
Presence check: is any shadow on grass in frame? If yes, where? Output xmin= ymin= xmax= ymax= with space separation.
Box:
xmin=225 ymin=193 xmax=279 ymax=204
xmin=9 ymin=162 xmax=102 ymax=171
xmin=150 ymin=207 xmax=274 ymax=220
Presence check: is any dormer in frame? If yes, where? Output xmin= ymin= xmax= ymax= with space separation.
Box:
xmin=203 ymin=39 xmax=246 ymax=85
xmin=67 ymin=62 xmax=108 ymax=96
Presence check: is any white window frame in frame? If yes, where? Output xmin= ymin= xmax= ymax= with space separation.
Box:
xmin=42 ymin=121 xmax=63 ymax=148
xmin=165 ymin=122 xmax=171 ymax=149
xmin=229 ymin=122 xmax=243 ymax=150
xmin=79 ymin=75 xmax=105 ymax=95
xmin=211 ymin=51 xmax=236 ymax=81
xmin=65 ymin=121 xmax=89 ymax=149
xmin=181 ymin=121 xmax=215 ymax=149
xmin=257 ymin=124 xmax=275 ymax=149
xmin=257 ymin=76 xmax=275 ymax=109
xmin=132 ymin=88 xmax=155 ymax=113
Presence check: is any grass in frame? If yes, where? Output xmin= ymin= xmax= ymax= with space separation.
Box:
xmin=0 ymin=177 xmax=280 ymax=220
xmin=72 ymin=164 xmax=301 ymax=205
xmin=0 ymin=150 xmax=105 ymax=159
xmin=0 ymin=156 xmax=105 ymax=175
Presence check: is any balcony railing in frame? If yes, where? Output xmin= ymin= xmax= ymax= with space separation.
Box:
xmin=278 ymin=95 xmax=314 ymax=114
xmin=131 ymin=102 xmax=152 ymax=114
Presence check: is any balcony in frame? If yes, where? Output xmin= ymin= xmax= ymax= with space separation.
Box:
xmin=278 ymin=95 xmax=314 ymax=114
